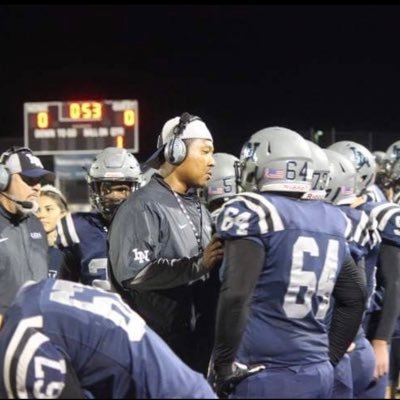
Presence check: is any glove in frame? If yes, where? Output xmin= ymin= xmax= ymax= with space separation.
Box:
xmin=211 ymin=361 xmax=265 ymax=398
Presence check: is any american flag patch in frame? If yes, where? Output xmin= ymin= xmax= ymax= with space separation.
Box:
xmin=341 ymin=186 xmax=354 ymax=195
xmin=208 ymin=186 xmax=224 ymax=195
xmin=264 ymin=168 xmax=285 ymax=179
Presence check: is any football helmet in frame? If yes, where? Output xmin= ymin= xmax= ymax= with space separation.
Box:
xmin=386 ymin=140 xmax=400 ymax=163
xmin=324 ymin=149 xmax=357 ymax=204
xmin=391 ymin=159 xmax=400 ymax=193
xmin=302 ymin=140 xmax=330 ymax=199
xmin=327 ymin=141 xmax=375 ymax=196
xmin=239 ymin=126 xmax=313 ymax=193
xmin=87 ymin=147 xmax=141 ymax=219
xmin=201 ymin=153 xmax=241 ymax=209
xmin=373 ymin=151 xmax=389 ymax=168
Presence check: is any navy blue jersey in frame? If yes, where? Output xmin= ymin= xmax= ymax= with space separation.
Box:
xmin=216 ymin=192 xmax=352 ymax=366
xmin=338 ymin=205 xmax=380 ymax=265
xmin=366 ymin=184 xmax=387 ymax=203
xmin=47 ymin=246 xmax=65 ymax=279
xmin=358 ymin=200 xmax=400 ymax=311
xmin=394 ymin=191 xmax=400 ymax=205
xmin=57 ymin=212 xmax=108 ymax=285
xmin=0 ymin=279 xmax=216 ymax=399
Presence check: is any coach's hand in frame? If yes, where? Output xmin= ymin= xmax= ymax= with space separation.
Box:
xmin=202 ymin=234 xmax=224 ymax=270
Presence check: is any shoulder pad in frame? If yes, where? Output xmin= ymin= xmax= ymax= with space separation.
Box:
xmin=216 ymin=192 xmax=284 ymax=239
xmin=57 ymin=213 xmax=80 ymax=247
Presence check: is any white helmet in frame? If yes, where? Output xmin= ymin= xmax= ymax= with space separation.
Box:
xmin=373 ymin=151 xmax=389 ymax=167
xmin=87 ymin=147 xmax=141 ymax=219
xmin=202 ymin=152 xmax=241 ymax=207
xmin=302 ymin=140 xmax=330 ymax=200
xmin=324 ymin=149 xmax=357 ymax=204
xmin=386 ymin=140 xmax=400 ymax=163
xmin=327 ymin=141 xmax=375 ymax=195
xmin=239 ymin=126 xmax=313 ymax=193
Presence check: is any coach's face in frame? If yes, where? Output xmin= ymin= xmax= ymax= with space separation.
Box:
xmin=177 ymin=139 xmax=215 ymax=189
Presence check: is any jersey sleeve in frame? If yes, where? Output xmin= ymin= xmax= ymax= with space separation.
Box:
xmin=342 ymin=208 xmax=381 ymax=262
xmin=216 ymin=192 xmax=284 ymax=240
xmin=57 ymin=213 xmax=80 ymax=247
xmin=370 ymin=202 xmax=400 ymax=247
xmin=1 ymin=318 xmax=67 ymax=399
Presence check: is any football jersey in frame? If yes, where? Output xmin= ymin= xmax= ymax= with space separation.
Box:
xmin=216 ymin=192 xmax=352 ymax=366
xmin=333 ymin=205 xmax=381 ymax=320
xmin=338 ymin=205 xmax=380 ymax=265
xmin=47 ymin=246 xmax=66 ymax=279
xmin=57 ymin=212 xmax=108 ymax=285
xmin=358 ymin=200 xmax=400 ymax=312
xmin=366 ymin=184 xmax=387 ymax=203
xmin=0 ymin=279 xmax=216 ymax=399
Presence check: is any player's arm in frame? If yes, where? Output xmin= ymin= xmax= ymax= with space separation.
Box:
xmin=211 ymin=238 xmax=265 ymax=392
xmin=329 ymin=254 xmax=368 ymax=366
xmin=374 ymin=243 xmax=400 ymax=342
xmin=370 ymin=243 xmax=400 ymax=378
xmin=58 ymin=245 xmax=81 ymax=282
xmin=57 ymin=214 xmax=82 ymax=282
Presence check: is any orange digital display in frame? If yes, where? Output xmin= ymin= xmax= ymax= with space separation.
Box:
xmin=67 ymin=102 xmax=102 ymax=120
xmin=25 ymin=99 xmax=139 ymax=155
xmin=37 ymin=111 xmax=49 ymax=128
xmin=123 ymin=110 xmax=135 ymax=127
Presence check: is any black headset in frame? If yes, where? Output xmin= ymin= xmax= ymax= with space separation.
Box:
xmin=163 ymin=112 xmax=202 ymax=165
xmin=0 ymin=146 xmax=33 ymax=192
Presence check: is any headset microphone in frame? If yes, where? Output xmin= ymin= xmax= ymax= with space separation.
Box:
xmin=1 ymin=192 xmax=35 ymax=211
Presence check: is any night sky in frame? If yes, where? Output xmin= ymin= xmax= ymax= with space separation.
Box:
xmin=1 ymin=5 xmax=400 ymax=161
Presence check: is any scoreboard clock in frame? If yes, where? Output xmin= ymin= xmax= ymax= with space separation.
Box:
xmin=23 ymin=99 xmax=139 ymax=155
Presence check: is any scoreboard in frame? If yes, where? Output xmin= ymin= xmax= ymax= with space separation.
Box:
xmin=24 ymin=99 xmax=139 ymax=155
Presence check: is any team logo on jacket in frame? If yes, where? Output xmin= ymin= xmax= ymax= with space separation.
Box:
xmin=132 ymin=248 xmax=150 ymax=264
xmin=30 ymin=232 xmax=42 ymax=239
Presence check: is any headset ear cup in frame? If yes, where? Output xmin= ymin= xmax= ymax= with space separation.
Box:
xmin=164 ymin=137 xmax=187 ymax=165
xmin=0 ymin=165 xmax=11 ymax=192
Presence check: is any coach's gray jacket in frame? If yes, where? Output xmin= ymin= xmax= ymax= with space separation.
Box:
xmin=108 ymin=174 xmax=213 ymax=337
xmin=0 ymin=205 xmax=48 ymax=313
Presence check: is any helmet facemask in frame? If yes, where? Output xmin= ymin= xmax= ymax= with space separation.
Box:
xmin=87 ymin=147 xmax=141 ymax=221
xmin=88 ymin=178 xmax=140 ymax=221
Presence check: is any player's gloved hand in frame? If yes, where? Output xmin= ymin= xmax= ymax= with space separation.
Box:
xmin=212 ymin=361 xmax=265 ymax=398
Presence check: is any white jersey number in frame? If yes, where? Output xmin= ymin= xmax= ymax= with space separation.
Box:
xmin=283 ymin=236 xmax=339 ymax=320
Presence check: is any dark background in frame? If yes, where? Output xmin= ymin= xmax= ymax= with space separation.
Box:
xmin=1 ymin=4 xmax=400 ymax=162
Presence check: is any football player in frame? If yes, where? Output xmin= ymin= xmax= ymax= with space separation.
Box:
xmin=57 ymin=147 xmax=141 ymax=287
xmin=324 ymin=148 xmax=381 ymax=398
xmin=328 ymin=140 xmax=400 ymax=398
xmin=209 ymin=127 xmax=367 ymax=398
xmin=200 ymin=152 xmax=241 ymax=225
xmin=0 ymin=278 xmax=216 ymax=398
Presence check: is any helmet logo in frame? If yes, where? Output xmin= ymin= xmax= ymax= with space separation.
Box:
xmin=350 ymin=146 xmax=370 ymax=171
xmin=241 ymin=142 xmax=260 ymax=162
xmin=392 ymin=145 xmax=400 ymax=161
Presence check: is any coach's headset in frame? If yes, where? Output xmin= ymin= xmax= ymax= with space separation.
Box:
xmin=159 ymin=112 xmax=202 ymax=166
xmin=0 ymin=146 xmax=35 ymax=192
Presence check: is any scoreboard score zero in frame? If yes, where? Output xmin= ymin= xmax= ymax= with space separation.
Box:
xmin=24 ymin=100 xmax=139 ymax=155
